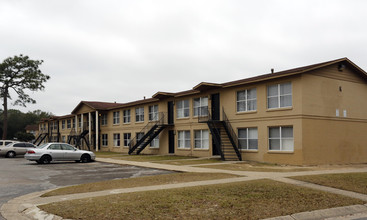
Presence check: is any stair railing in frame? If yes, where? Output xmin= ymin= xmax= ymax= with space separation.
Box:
xmin=128 ymin=112 xmax=167 ymax=151
xmin=222 ymin=108 xmax=242 ymax=161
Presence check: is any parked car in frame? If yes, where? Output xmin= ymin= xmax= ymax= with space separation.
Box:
xmin=0 ymin=140 xmax=18 ymax=147
xmin=25 ymin=142 xmax=96 ymax=164
xmin=0 ymin=142 xmax=36 ymax=158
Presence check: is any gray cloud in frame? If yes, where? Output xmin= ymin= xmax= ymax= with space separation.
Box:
xmin=1 ymin=0 xmax=367 ymax=115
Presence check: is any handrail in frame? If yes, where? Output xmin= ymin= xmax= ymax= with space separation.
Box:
xmin=128 ymin=112 xmax=167 ymax=150
xmin=222 ymin=107 xmax=242 ymax=161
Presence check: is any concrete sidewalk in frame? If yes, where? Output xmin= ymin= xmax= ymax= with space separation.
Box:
xmin=2 ymin=158 xmax=367 ymax=220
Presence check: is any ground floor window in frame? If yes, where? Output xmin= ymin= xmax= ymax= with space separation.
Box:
xmin=124 ymin=133 xmax=131 ymax=147
xmin=178 ymin=130 xmax=191 ymax=149
xmin=194 ymin=130 xmax=209 ymax=149
xmin=136 ymin=132 xmax=144 ymax=143
xmin=102 ymin=134 xmax=108 ymax=146
xmin=150 ymin=135 xmax=159 ymax=148
xmin=61 ymin=136 xmax=66 ymax=143
xmin=269 ymin=126 xmax=293 ymax=151
xmin=113 ymin=133 xmax=120 ymax=147
xmin=238 ymin=128 xmax=258 ymax=150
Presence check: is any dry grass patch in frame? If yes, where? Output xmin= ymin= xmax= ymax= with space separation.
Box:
xmin=291 ymin=172 xmax=367 ymax=194
xmin=42 ymin=172 xmax=238 ymax=197
xmin=40 ymin=179 xmax=364 ymax=220
xmin=198 ymin=161 xmax=315 ymax=172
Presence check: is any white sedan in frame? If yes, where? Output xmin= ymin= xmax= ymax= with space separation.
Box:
xmin=25 ymin=142 xmax=96 ymax=164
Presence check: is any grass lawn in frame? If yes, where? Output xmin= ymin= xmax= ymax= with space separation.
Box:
xmin=291 ymin=172 xmax=367 ymax=194
xmin=42 ymin=172 xmax=239 ymax=197
xmin=95 ymin=152 xmax=198 ymax=161
xmin=197 ymin=162 xmax=315 ymax=172
xmin=155 ymin=158 xmax=222 ymax=165
xmin=40 ymin=179 xmax=364 ymax=220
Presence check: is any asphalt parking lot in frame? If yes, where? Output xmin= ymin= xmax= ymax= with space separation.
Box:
xmin=0 ymin=157 xmax=172 ymax=220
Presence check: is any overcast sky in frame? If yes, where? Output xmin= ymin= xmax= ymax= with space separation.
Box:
xmin=1 ymin=0 xmax=366 ymax=116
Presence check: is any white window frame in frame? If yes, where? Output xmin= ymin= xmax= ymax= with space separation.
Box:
xmin=193 ymin=97 xmax=208 ymax=117
xmin=150 ymin=135 xmax=159 ymax=148
xmin=176 ymin=100 xmax=190 ymax=118
xmin=178 ymin=130 xmax=191 ymax=149
xmin=124 ymin=133 xmax=131 ymax=146
xmin=123 ymin=109 xmax=131 ymax=124
xmin=101 ymin=114 xmax=108 ymax=126
xmin=194 ymin=130 xmax=209 ymax=149
xmin=237 ymin=88 xmax=257 ymax=112
xmin=136 ymin=107 xmax=144 ymax=122
xmin=113 ymin=133 xmax=120 ymax=147
xmin=149 ymin=105 xmax=159 ymax=121
xmin=267 ymin=82 xmax=292 ymax=109
xmin=238 ymin=128 xmax=258 ymax=150
xmin=113 ymin=111 xmax=120 ymax=125
xmin=269 ymin=126 xmax=294 ymax=151
xmin=102 ymin=134 xmax=108 ymax=146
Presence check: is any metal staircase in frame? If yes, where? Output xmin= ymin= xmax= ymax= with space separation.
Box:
xmin=34 ymin=133 xmax=48 ymax=146
xmin=128 ymin=113 xmax=169 ymax=155
xmin=198 ymin=108 xmax=242 ymax=161
xmin=68 ymin=123 xmax=90 ymax=150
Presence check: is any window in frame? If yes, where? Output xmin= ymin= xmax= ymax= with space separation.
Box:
xmin=124 ymin=133 xmax=131 ymax=146
xmin=193 ymin=97 xmax=208 ymax=116
xmin=72 ymin=119 xmax=75 ymax=128
xmin=78 ymin=117 xmax=82 ymax=128
xmin=237 ymin=88 xmax=257 ymax=112
xmin=67 ymin=119 xmax=71 ymax=129
xmin=62 ymin=136 xmax=66 ymax=143
xmin=177 ymin=100 xmax=190 ymax=118
xmin=269 ymin=126 xmax=294 ymax=151
xmin=136 ymin=132 xmax=144 ymax=143
xmin=113 ymin=133 xmax=120 ymax=147
xmin=102 ymin=134 xmax=108 ymax=146
xmin=150 ymin=135 xmax=159 ymax=148
xmin=267 ymin=82 xmax=292 ymax=109
xmin=136 ymin=107 xmax=144 ymax=122
xmin=238 ymin=128 xmax=258 ymax=150
xmin=101 ymin=114 xmax=107 ymax=126
xmin=123 ymin=109 xmax=131 ymax=124
xmin=178 ymin=130 xmax=191 ymax=148
xmin=113 ymin=111 xmax=120 ymax=125
xmin=149 ymin=105 xmax=159 ymax=121
xmin=194 ymin=130 xmax=209 ymax=149
xmin=62 ymin=120 xmax=65 ymax=129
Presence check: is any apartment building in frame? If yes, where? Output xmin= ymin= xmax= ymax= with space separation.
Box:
xmin=37 ymin=58 xmax=367 ymax=165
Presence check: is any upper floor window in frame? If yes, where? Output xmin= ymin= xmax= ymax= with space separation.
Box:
xmin=113 ymin=111 xmax=120 ymax=125
xmin=267 ymin=82 xmax=292 ymax=109
xmin=193 ymin=97 xmax=208 ymax=117
xmin=269 ymin=126 xmax=294 ymax=151
xmin=62 ymin=120 xmax=65 ymax=129
xmin=101 ymin=114 xmax=107 ymax=126
xmin=136 ymin=107 xmax=144 ymax=122
xmin=238 ymin=128 xmax=258 ymax=150
xmin=72 ymin=119 xmax=75 ymax=128
xmin=78 ymin=117 xmax=82 ymax=128
xmin=237 ymin=88 xmax=257 ymax=112
xmin=67 ymin=119 xmax=71 ymax=129
xmin=149 ymin=105 xmax=158 ymax=121
xmin=123 ymin=109 xmax=131 ymax=124
xmin=177 ymin=100 xmax=190 ymax=118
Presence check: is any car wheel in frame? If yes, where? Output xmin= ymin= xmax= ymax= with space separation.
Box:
xmin=6 ymin=151 xmax=16 ymax=158
xmin=80 ymin=154 xmax=91 ymax=163
xmin=40 ymin=155 xmax=52 ymax=164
